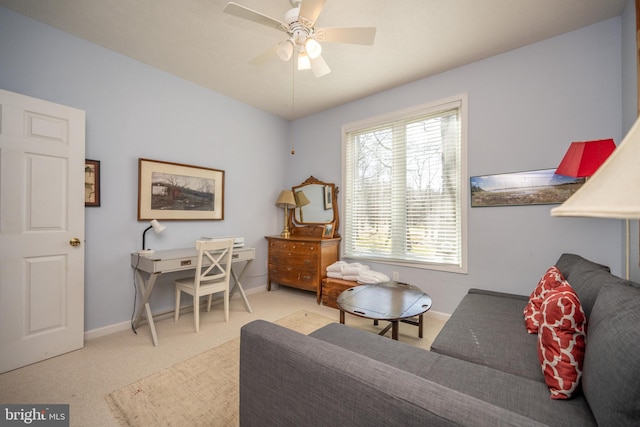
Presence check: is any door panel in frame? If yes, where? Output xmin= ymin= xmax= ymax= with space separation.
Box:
xmin=0 ymin=89 xmax=85 ymax=373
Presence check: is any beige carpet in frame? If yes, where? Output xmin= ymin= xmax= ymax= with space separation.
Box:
xmin=105 ymin=309 xmax=442 ymax=427
xmin=105 ymin=310 xmax=336 ymax=427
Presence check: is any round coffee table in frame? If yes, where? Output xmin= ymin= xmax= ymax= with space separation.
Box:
xmin=337 ymin=281 xmax=432 ymax=340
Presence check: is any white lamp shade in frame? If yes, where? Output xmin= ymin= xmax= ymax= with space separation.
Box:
xmin=277 ymin=40 xmax=294 ymax=61
xmin=551 ymin=116 xmax=640 ymax=219
xmin=297 ymin=51 xmax=311 ymax=70
xmin=150 ymin=219 xmax=166 ymax=233
xmin=304 ymin=38 xmax=322 ymax=59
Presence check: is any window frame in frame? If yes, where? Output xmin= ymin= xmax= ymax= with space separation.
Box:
xmin=341 ymin=94 xmax=468 ymax=274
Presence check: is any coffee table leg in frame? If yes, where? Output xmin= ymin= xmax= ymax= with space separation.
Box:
xmin=339 ymin=310 xmax=345 ymax=324
xmin=418 ymin=314 xmax=423 ymax=338
xmin=391 ymin=321 xmax=399 ymax=340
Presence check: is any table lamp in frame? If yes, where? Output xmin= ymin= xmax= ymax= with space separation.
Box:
xmin=276 ymin=190 xmax=296 ymax=238
xmin=141 ymin=219 xmax=166 ymax=253
xmin=555 ymin=139 xmax=616 ymax=179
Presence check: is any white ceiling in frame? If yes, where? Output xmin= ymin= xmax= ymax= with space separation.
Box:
xmin=0 ymin=0 xmax=627 ymax=120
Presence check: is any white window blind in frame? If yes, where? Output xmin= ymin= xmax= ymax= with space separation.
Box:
xmin=343 ymin=96 xmax=467 ymax=272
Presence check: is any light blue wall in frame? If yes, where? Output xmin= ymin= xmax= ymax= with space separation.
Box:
xmin=0 ymin=5 xmax=632 ymax=327
xmin=290 ymin=17 xmax=625 ymax=314
xmin=0 ymin=7 xmax=290 ymax=331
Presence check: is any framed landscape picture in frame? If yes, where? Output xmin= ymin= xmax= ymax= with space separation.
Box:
xmin=470 ymin=168 xmax=584 ymax=208
xmin=138 ymin=158 xmax=224 ymax=220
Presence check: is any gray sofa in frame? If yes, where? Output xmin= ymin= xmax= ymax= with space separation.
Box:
xmin=239 ymin=254 xmax=640 ymax=426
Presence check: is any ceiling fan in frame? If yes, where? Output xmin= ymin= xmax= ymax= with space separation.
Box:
xmin=223 ymin=0 xmax=376 ymax=78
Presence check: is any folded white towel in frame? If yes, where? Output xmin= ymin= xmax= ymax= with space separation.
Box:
xmin=327 ymin=271 xmax=343 ymax=279
xmin=342 ymin=275 xmax=359 ymax=281
xmin=357 ymin=270 xmax=390 ymax=284
xmin=327 ymin=261 xmax=348 ymax=272
xmin=341 ymin=265 xmax=370 ymax=276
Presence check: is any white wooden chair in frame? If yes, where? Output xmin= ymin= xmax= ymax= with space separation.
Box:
xmin=174 ymin=239 xmax=234 ymax=332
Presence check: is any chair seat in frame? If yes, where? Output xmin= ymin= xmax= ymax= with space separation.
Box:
xmin=175 ymin=277 xmax=227 ymax=292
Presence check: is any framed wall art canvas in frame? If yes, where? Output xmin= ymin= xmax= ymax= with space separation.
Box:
xmin=470 ymin=168 xmax=584 ymax=207
xmin=138 ymin=158 xmax=224 ymax=220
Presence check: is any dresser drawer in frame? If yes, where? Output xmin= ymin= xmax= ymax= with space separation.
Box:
xmin=269 ymin=240 xmax=319 ymax=254
xmin=269 ymin=250 xmax=318 ymax=268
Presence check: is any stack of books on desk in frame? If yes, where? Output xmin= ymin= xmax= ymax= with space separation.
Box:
xmin=201 ymin=236 xmax=245 ymax=248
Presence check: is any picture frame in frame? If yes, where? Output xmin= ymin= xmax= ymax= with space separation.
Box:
xmin=85 ymin=159 xmax=101 ymax=207
xmin=324 ymin=185 xmax=333 ymax=210
xmin=138 ymin=158 xmax=224 ymax=220
xmin=470 ymin=168 xmax=584 ymax=208
xmin=322 ymin=222 xmax=335 ymax=239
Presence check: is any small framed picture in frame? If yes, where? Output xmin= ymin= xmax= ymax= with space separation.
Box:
xmin=85 ymin=159 xmax=101 ymax=207
xmin=322 ymin=222 xmax=335 ymax=239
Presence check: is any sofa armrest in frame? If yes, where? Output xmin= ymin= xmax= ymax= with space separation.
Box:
xmin=240 ymin=320 xmax=547 ymax=427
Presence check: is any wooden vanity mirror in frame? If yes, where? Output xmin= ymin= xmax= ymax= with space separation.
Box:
xmin=290 ymin=176 xmax=339 ymax=237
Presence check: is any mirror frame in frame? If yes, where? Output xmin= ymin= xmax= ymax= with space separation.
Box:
xmin=290 ymin=176 xmax=340 ymax=237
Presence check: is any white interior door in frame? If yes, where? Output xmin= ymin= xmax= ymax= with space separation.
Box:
xmin=0 ymin=88 xmax=86 ymax=374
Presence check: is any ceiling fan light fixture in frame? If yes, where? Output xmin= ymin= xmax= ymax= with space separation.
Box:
xmin=297 ymin=49 xmax=311 ymax=70
xmin=277 ymin=39 xmax=294 ymax=61
xmin=304 ymin=37 xmax=322 ymax=59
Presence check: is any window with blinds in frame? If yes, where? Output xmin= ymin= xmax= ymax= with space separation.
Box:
xmin=342 ymin=95 xmax=467 ymax=273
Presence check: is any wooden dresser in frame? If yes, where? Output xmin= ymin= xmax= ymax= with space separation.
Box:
xmin=266 ymin=235 xmax=341 ymax=303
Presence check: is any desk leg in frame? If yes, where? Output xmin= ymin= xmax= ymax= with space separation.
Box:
xmin=230 ymin=262 xmax=253 ymax=313
xmin=133 ymin=270 xmax=161 ymax=347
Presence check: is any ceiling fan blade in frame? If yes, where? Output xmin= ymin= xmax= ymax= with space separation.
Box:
xmin=223 ymin=2 xmax=287 ymax=32
xmin=310 ymin=55 xmax=331 ymax=78
xmin=316 ymin=27 xmax=376 ymax=45
xmin=249 ymin=44 xmax=279 ymax=66
xmin=298 ymin=0 xmax=327 ymax=27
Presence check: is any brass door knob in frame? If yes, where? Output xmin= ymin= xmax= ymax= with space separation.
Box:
xmin=69 ymin=237 xmax=81 ymax=247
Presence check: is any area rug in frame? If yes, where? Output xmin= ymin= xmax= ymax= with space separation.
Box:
xmin=105 ymin=310 xmax=335 ymax=427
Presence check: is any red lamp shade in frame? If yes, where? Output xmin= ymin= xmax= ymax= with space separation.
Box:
xmin=555 ymin=138 xmax=616 ymax=178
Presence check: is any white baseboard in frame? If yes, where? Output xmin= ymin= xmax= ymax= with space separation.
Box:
xmin=84 ymin=285 xmax=268 ymax=341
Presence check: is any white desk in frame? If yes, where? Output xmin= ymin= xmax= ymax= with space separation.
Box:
xmin=131 ymin=247 xmax=255 ymax=346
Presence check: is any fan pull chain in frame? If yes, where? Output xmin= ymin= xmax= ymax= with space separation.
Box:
xmin=291 ymin=57 xmax=296 ymax=155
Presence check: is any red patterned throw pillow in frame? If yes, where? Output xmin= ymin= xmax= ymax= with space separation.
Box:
xmin=537 ymin=282 xmax=586 ymax=399
xmin=524 ymin=266 xmax=565 ymax=334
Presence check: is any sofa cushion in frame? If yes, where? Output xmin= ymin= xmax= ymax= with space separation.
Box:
xmin=554 ymin=253 xmax=637 ymax=318
xmin=524 ymin=266 xmax=565 ymax=334
xmin=537 ymin=282 xmax=586 ymax=400
xmin=311 ymin=323 xmax=597 ymax=426
xmin=581 ymin=284 xmax=640 ymax=426
xmin=430 ymin=289 xmax=543 ymax=382
xmin=554 ymin=253 xmax=610 ymax=279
